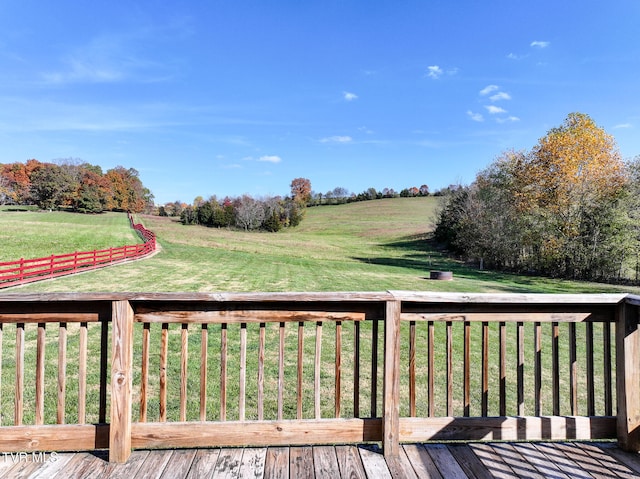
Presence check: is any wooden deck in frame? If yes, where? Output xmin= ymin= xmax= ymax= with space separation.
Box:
xmin=4 ymin=442 xmax=640 ymax=478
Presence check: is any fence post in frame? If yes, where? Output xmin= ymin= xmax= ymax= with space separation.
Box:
xmin=383 ymin=299 xmax=401 ymax=458
xmin=19 ymin=258 xmax=24 ymax=282
xmin=110 ymin=300 xmax=134 ymax=463
xmin=616 ymin=300 xmax=640 ymax=451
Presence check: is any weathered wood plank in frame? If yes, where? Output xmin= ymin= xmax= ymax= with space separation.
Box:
xmin=264 ymin=446 xmax=289 ymax=479
xmin=290 ymin=446 xmax=314 ymax=479
xmin=24 ymin=451 xmax=75 ymax=479
xmin=509 ymin=442 xmax=571 ymax=478
xmin=109 ymin=300 xmax=134 ymax=463
xmin=131 ymin=418 xmax=382 ymax=449
xmin=159 ymin=449 xmax=197 ymax=479
xmin=0 ymin=424 xmax=110 ymax=451
xmin=402 ymin=311 xmax=596 ymax=323
xmin=468 ymin=443 xmax=517 ymax=479
xmin=599 ymin=442 xmax=640 ymax=475
xmin=239 ymin=447 xmax=267 ymax=478
xmin=426 ymin=443 xmax=469 ymax=479
xmin=359 ymin=446 xmax=392 ymax=479
xmin=0 ymin=312 xmax=100 ymax=323
xmin=386 ymin=446 xmax=418 ymax=478
xmin=487 ymin=443 xmax=546 ymax=479
xmin=445 ymin=444 xmax=492 ymax=479
xmin=554 ymin=442 xmax=634 ymax=479
xmin=185 ymin=449 xmax=220 ymax=479
xmin=532 ymin=442 xmax=594 ymax=479
xmin=335 ymin=444 xmax=367 ymax=479
xmin=101 ymin=450 xmax=151 ymax=479
xmin=135 ymin=310 xmax=366 ymax=324
xmin=403 ymin=444 xmax=444 ymax=478
xmin=579 ymin=442 xmax=639 ymax=479
xmin=313 ymin=445 xmax=341 ymax=477
xmin=213 ymin=447 xmax=244 ymax=479
xmin=134 ymin=449 xmax=173 ymax=479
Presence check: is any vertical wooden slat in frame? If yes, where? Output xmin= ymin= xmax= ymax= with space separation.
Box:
xmin=517 ymin=321 xmax=524 ymax=416
xmin=552 ymin=322 xmax=560 ymax=416
xmin=160 ymin=323 xmax=169 ymax=422
xmin=371 ymin=318 xmax=379 ymax=418
xmin=616 ymin=302 xmax=640 ymax=451
xmin=200 ymin=324 xmax=208 ymax=421
xmin=15 ymin=322 xmax=24 ymax=426
xmin=278 ymin=322 xmax=285 ymax=421
xmin=58 ymin=322 xmax=67 ymax=424
xmin=463 ymin=321 xmax=470 ymax=417
xmin=499 ymin=322 xmax=506 ymax=416
xmin=481 ymin=321 xmax=489 ymax=417
xmin=99 ymin=315 xmax=109 ymax=424
xmin=180 ymin=323 xmax=188 ymax=422
xmin=409 ymin=320 xmax=416 ymax=417
xmin=335 ymin=320 xmax=342 ymax=418
xmin=36 ymin=322 xmax=46 ymax=425
xmin=354 ymin=321 xmax=360 ymax=418
xmin=428 ymin=321 xmax=434 ymax=417
xmin=220 ymin=323 xmax=228 ymax=421
xmin=258 ymin=323 xmax=265 ymax=420
xmin=139 ymin=323 xmax=150 ymax=422
xmin=534 ymin=322 xmax=542 ymax=416
xmin=297 ymin=321 xmax=304 ymax=419
xmin=314 ymin=321 xmax=323 ymax=419
xmin=239 ymin=322 xmax=247 ymax=421
xmin=78 ymin=322 xmax=88 ymax=424
xmin=604 ymin=321 xmax=613 ymax=416
xmin=569 ymin=322 xmax=577 ymax=415
xmin=383 ymin=299 xmax=401 ymax=459
xmin=446 ymin=321 xmax=453 ymax=417
xmin=586 ymin=322 xmax=595 ymax=416
xmin=109 ymin=300 xmax=134 ymax=463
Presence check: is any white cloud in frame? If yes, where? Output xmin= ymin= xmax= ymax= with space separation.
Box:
xmin=258 ymin=155 xmax=282 ymax=163
xmin=506 ymin=53 xmax=525 ymax=60
xmin=467 ymin=110 xmax=484 ymax=122
xmin=343 ymin=91 xmax=358 ymax=101
xmin=614 ymin=123 xmax=633 ymax=129
xmin=480 ymin=85 xmax=499 ymax=96
xmin=531 ymin=40 xmax=550 ymax=48
xmin=320 ymin=135 xmax=352 ymax=143
xmin=496 ymin=116 xmax=520 ymax=123
xmin=490 ymin=92 xmax=511 ymax=101
xmin=426 ymin=65 xmax=443 ymax=79
xmin=485 ymin=105 xmax=507 ymax=114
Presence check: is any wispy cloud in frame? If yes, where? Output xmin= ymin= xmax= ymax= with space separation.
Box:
xmin=467 ymin=110 xmax=484 ymax=122
xmin=343 ymin=91 xmax=358 ymax=101
xmin=490 ymin=92 xmax=511 ymax=101
xmin=258 ymin=155 xmax=282 ymax=163
xmin=480 ymin=85 xmax=499 ymax=96
xmin=320 ymin=135 xmax=352 ymax=143
xmin=496 ymin=116 xmax=520 ymax=123
xmin=614 ymin=123 xmax=633 ymax=129
xmin=426 ymin=65 xmax=443 ymax=79
xmin=485 ymin=105 xmax=507 ymax=115
xmin=531 ymin=40 xmax=550 ymax=48
xmin=506 ymin=52 xmax=526 ymax=60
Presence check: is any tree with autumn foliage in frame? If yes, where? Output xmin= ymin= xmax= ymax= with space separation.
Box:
xmin=290 ymin=177 xmax=312 ymax=204
xmin=436 ymin=113 xmax=634 ymax=280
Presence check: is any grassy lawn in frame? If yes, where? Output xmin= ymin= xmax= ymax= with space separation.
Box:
xmin=3 ymin=197 xmax=638 ymax=294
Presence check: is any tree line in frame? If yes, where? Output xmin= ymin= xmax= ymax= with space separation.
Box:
xmin=435 ymin=112 xmax=640 ymax=282
xmin=177 ymin=178 xmax=311 ymax=232
xmin=0 ymin=159 xmax=153 ymax=213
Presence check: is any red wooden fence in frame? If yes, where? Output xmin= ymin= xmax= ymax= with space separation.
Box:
xmin=0 ymin=213 xmax=156 ymax=289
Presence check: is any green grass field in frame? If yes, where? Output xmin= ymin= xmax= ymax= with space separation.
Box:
xmin=2 ymin=197 xmax=638 ymax=294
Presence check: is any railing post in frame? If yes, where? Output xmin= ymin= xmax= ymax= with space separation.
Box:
xmin=383 ymin=299 xmax=401 ymax=458
xmin=110 ymin=300 xmax=134 ymax=463
xmin=616 ymin=300 xmax=640 ymax=451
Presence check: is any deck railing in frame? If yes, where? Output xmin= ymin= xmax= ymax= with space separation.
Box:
xmin=0 ymin=214 xmax=155 ymax=289
xmin=0 ymin=291 xmax=639 ymax=463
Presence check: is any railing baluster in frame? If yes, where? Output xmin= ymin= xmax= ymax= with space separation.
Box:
xmin=499 ymin=322 xmax=506 ymax=416
xmin=200 ymin=324 xmax=208 ymax=421
xmin=463 ymin=321 xmax=470 ymax=417
xmin=180 ymin=323 xmax=188 ymax=422
xmin=335 ymin=320 xmax=342 ymax=418
xmin=239 ymin=323 xmax=246 ymax=421
xmin=428 ymin=321 xmax=434 ymax=417
xmin=258 ymin=322 xmax=265 ymax=420
xmin=160 ymin=323 xmax=169 ymax=422
xmin=57 ymin=322 xmax=67 ymax=424
xmin=409 ymin=320 xmax=416 ymax=417
xmin=604 ymin=321 xmax=612 ymax=416
xmin=354 ymin=321 xmax=360 ymax=418
xmin=297 ymin=321 xmax=304 ymax=419
xmin=569 ymin=322 xmax=577 ymax=415
xmin=78 ymin=321 xmax=88 ymax=424
xmin=446 ymin=321 xmax=452 ymax=417
xmin=517 ymin=321 xmax=524 ymax=416
xmin=552 ymin=322 xmax=560 ymax=416
xmin=15 ymin=322 xmax=24 ymax=426
xmin=140 ymin=323 xmax=150 ymax=422
xmin=278 ymin=322 xmax=285 ymax=421
xmin=482 ymin=321 xmax=489 ymax=417
xmin=220 ymin=323 xmax=227 ymax=421
xmin=371 ymin=318 xmax=378 ymax=418
xmin=586 ymin=322 xmax=595 ymax=416
xmin=36 ymin=323 xmax=46 ymax=425
xmin=534 ymin=322 xmax=542 ymax=416
xmin=314 ymin=321 xmax=322 ymax=419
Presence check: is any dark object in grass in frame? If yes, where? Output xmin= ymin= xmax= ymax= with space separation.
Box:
xmin=430 ymin=271 xmax=453 ymax=280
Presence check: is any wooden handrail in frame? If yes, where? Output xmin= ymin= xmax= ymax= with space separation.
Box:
xmin=0 ymin=291 xmax=638 ymax=463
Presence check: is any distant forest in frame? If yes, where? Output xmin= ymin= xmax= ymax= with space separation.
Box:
xmin=0 ymin=159 xmax=153 ymax=213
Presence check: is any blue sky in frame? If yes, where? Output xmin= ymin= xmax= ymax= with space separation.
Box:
xmin=0 ymin=1 xmax=639 ymax=204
